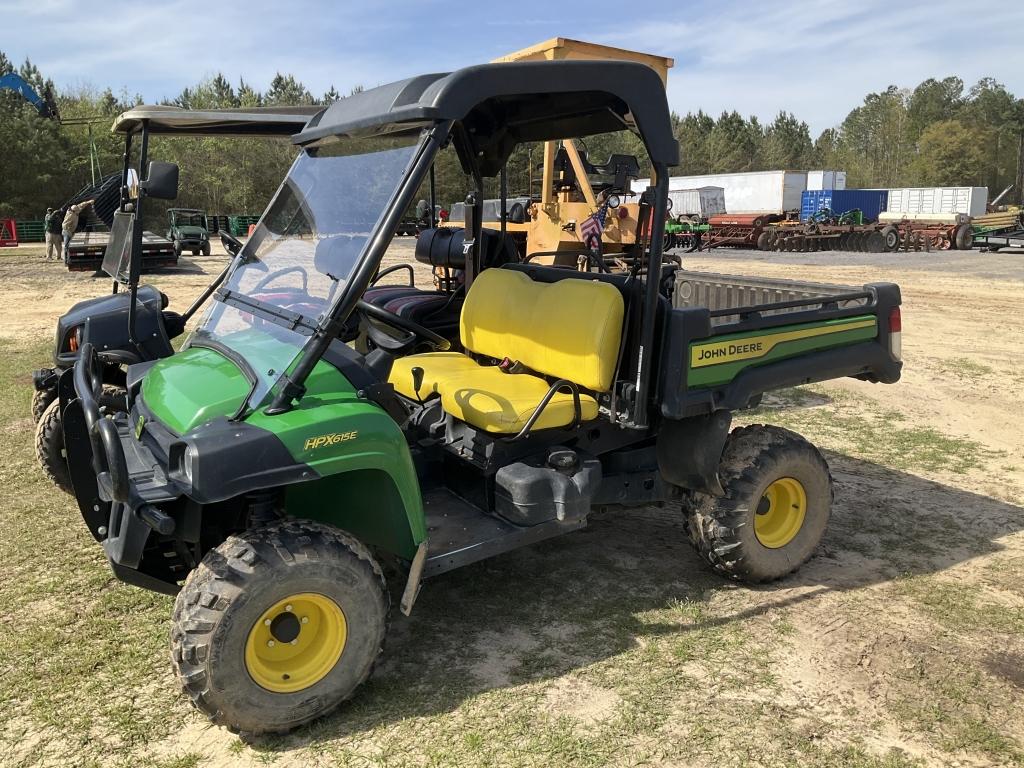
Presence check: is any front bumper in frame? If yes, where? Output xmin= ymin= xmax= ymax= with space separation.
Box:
xmin=63 ymin=349 xmax=185 ymax=594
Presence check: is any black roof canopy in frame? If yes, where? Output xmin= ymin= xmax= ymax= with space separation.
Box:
xmin=293 ymin=60 xmax=679 ymax=175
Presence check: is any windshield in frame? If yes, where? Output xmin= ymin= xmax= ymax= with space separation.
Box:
xmin=173 ymin=212 xmax=207 ymax=227
xmin=186 ymin=132 xmax=423 ymax=409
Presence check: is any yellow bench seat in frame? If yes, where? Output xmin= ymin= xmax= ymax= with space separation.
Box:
xmin=391 ymin=354 xmax=598 ymax=433
xmin=388 ymin=269 xmax=623 ymax=434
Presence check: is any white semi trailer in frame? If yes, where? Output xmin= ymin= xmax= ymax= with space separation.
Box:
xmin=634 ymin=170 xmax=809 ymax=214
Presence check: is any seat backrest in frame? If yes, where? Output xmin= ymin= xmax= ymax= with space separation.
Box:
xmin=414 ymin=227 xmax=518 ymax=270
xmin=460 ymin=269 xmax=624 ymax=392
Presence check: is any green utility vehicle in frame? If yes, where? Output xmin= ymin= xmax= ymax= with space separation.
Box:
xmin=167 ymin=207 xmax=212 ymax=256
xmin=61 ymin=60 xmax=903 ymax=735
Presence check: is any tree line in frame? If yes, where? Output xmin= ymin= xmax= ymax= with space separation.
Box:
xmin=2 ymin=51 xmax=1022 ymax=228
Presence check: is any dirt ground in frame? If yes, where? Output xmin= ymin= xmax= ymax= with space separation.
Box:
xmin=0 ymin=240 xmax=1022 ymax=768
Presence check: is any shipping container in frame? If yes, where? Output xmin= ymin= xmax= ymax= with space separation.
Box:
xmin=633 ymin=170 xmax=807 ymax=214
xmin=800 ymin=189 xmax=888 ymax=223
xmin=668 ymin=186 xmax=726 ymax=218
xmin=806 ymin=170 xmax=847 ymax=191
xmin=885 ymin=187 xmax=987 ymax=217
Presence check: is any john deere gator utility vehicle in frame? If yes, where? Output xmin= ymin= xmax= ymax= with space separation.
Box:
xmin=167 ymin=208 xmax=212 ymax=257
xmin=33 ymin=106 xmax=320 ymax=493
xmin=62 ymin=60 xmax=903 ymax=735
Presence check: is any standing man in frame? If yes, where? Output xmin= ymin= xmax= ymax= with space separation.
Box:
xmin=61 ymin=199 xmax=95 ymax=263
xmin=43 ymin=207 xmax=63 ymax=260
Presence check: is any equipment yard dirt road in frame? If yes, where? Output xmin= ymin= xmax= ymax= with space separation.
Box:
xmin=1 ymin=242 xmax=1022 ymax=767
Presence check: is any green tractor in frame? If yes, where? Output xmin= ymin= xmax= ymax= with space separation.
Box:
xmin=166 ymin=207 xmax=211 ymax=257
xmin=60 ymin=60 xmax=903 ymax=735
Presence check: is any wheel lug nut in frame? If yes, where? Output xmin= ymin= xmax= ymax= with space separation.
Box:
xmin=264 ymin=619 xmax=271 ymax=626
xmin=285 ymin=604 xmax=293 ymax=612
xmin=301 ymin=617 xmax=308 ymax=624
xmin=267 ymin=640 xmax=275 ymax=647
xmin=290 ymin=639 xmax=298 ymax=645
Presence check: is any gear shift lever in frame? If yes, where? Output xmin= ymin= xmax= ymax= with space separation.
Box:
xmin=411 ymin=366 xmax=425 ymax=404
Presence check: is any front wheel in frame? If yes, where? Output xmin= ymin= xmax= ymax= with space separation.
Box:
xmin=685 ymin=424 xmax=833 ymax=582
xmin=170 ymin=520 xmax=389 ymax=735
xmin=31 ymin=388 xmax=56 ymax=423
xmin=201 ymin=241 xmax=211 ymax=257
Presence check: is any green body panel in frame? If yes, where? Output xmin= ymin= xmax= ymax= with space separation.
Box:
xmin=246 ymin=361 xmax=426 ymax=560
xmin=141 ymin=332 xmax=426 ymax=560
xmin=142 ymin=346 xmax=250 ymax=434
xmin=143 ymin=328 xmax=300 ymax=433
xmin=688 ymin=315 xmax=879 ymax=388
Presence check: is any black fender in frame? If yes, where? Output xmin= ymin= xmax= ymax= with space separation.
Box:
xmin=656 ymin=410 xmax=732 ymax=496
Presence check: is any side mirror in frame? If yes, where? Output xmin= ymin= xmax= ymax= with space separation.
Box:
xmin=141 ymin=161 xmax=179 ymax=200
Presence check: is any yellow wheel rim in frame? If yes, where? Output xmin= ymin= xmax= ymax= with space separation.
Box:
xmin=244 ymin=592 xmax=347 ymax=693
xmin=754 ymin=477 xmax=807 ymax=549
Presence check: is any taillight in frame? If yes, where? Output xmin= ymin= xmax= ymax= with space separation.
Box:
xmin=67 ymin=326 xmax=82 ymax=353
xmin=888 ymin=306 xmax=902 ymax=361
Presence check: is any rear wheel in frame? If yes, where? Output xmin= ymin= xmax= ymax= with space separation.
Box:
xmin=202 ymin=241 xmax=212 ymax=257
xmin=173 ymin=239 xmax=183 ymax=257
xmin=685 ymin=424 xmax=833 ymax=582
xmin=170 ymin=520 xmax=389 ymax=735
xmin=35 ymin=385 xmax=126 ymax=494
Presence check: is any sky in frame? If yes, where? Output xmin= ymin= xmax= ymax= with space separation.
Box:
xmin=2 ymin=0 xmax=1022 ymax=136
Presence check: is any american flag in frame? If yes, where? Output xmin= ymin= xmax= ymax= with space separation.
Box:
xmin=579 ymin=200 xmax=611 ymax=251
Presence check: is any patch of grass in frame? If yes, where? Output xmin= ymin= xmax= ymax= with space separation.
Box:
xmin=939 ymin=356 xmax=995 ymax=383
xmin=894 ymin=575 xmax=1024 ymax=635
xmin=881 ymin=576 xmax=1024 ymax=765
xmin=741 ymin=385 xmax=996 ymax=475
xmin=0 ymin=336 xmax=185 ymax=765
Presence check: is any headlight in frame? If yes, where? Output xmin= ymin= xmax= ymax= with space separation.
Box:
xmin=665 ymin=197 xmax=674 ymax=212
xmin=171 ymin=441 xmax=197 ymax=487
xmin=182 ymin=445 xmax=197 ymax=485
xmin=66 ymin=325 xmax=83 ymax=352
xmin=606 ymin=194 xmax=621 ymax=209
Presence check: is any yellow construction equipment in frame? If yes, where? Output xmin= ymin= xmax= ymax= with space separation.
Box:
xmin=446 ymin=38 xmax=673 ymax=268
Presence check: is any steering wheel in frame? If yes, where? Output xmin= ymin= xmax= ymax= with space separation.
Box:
xmin=220 ymin=230 xmax=244 ymax=257
xmin=356 ymin=300 xmax=451 ymax=354
xmin=253 ymin=265 xmax=309 ymax=294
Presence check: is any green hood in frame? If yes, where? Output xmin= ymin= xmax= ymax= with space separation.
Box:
xmin=174 ymin=225 xmax=207 ymax=237
xmin=141 ymin=346 xmax=250 ymax=434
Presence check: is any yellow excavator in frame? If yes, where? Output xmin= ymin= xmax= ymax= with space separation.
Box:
xmin=443 ymin=38 xmax=674 ymax=268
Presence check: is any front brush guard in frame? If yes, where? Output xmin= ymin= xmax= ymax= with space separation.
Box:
xmin=73 ymin=343 xmax=129 ymax=502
